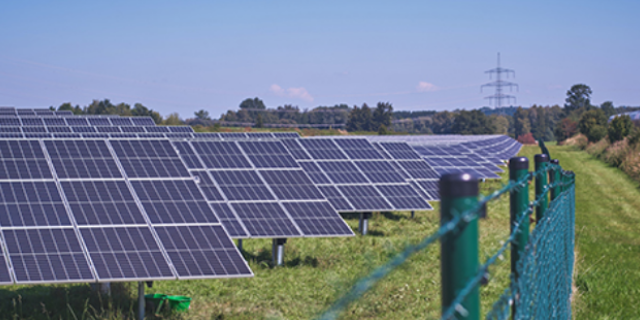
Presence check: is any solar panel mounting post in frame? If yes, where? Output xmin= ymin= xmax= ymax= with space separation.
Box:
xmin=138 ymin=282 xmax=145 ymax=320
xmin=237 ymin=239 xmax=243 ymax=252
xmin=359 ymin=212 xmax=372 ymax=235
xmin=272 ymin=239 xmax=287 ymax=266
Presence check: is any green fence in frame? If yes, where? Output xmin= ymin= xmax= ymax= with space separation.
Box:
xmin=320 ymin=154 xmax=576 ymax=320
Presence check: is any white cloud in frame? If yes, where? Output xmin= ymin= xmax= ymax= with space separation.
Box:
xmin=270 ymin=84 xmax=314 ymax=102
xmin=417 ymin=81 xmax=438 ymax=92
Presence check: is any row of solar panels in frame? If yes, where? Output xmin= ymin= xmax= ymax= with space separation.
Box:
xmin=0 ymin=131 xmax=301 ymax=140
xmin=0 ymin=108 xmax=73 ymax=117
xmin=0 ymin=116 xmax=157 ymax=127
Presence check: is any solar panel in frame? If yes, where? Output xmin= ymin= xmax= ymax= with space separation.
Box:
xmin=111 ymin=140 xmax=190 ymax=178
xmin=121 ymin=126 xmax=146 ymax=133
xmin=355 ymin=161 xmax=406 ymax=183
xmin=167 ymin=126 xmax=194 ymax=133
xmin=282 ymin=202 xmax=353 ymax=236
xmin=317 ymin=162 xmax=369 ymax=184
xmin=298 ymin=139 xmax=347 ymax=160
xmin=22 ymin=127 xmax=47 ymax=133
xmin=62 ymin=181 xmax=145 ymax=225
xmin=65 ymin=118 xmax=89 ymax=126
xmin=207 ymin=203 xmax=249 ymax=238
xmin=192 ymin=132 xmax=221 ymax=139
xmin=237 ymin=141 xmax=298 ymax=168
xmin=209 ymin=171 xmax=275 ymax=201
xmin=334 ymin=139 xmax=384 ymax=160
xmin=245 ymin=132 xmax=273 ymax=139
xmin=145 ymin=126 xmax=169 ymax=133
xmin=46 ymin=140 xmax=122 ymax=179
xmin=298 ymin=162 xmax=331 ymax=184
xmin=259 ymin=170 xmax=325 ymax=200
xmin=280 ymin=139 xmax=311 ymax=160
xmin=43 ymin=118 xmax=67 ymax=126
xmin=131 ymin=117 xmax=156 ymax=126
xmin=272 ymin=132 xmax=300 ymax=139
xmin=0 ymin=127 xmax=20 ymax=133
xmin=414 ymin=180 xmax=439 ymax=200
xmin=0 ymin=118 xmax=20 ymax=126
xmin=0 ymin=182 xmax=70 ymax=227
xmin=172 ymin=141 xmax=204 ymax=169
xmin=88 ymin=118 xmax=111 ymax=126
xmin=110 ymin=118 xmax=134 ymax=126
xmin=47 ymin=126 xmax=72 ymax=133
xmin=20 ymin=118 xmax=44 ymax=126
xmin=230 ymin=202 xmax=301 ymax=238
xmin=3 ymin=228 xmax=94 ymax=283
xmin=191 ymin=141 xmax=252 ymax=169
xmin=375 ymin=185 xmax=433 ymax=210
xmin=96 ymin=127 xmax=121 ymax=133
xmin=318 ymin=186 xmax=353 ymax=211
xmin=337 ymin=185 xmax=392 ymax=211
xmin=0 ymin=141 xmax=51 ymax=180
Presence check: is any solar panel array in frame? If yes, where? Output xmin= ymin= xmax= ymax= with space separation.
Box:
xmin=0 ymin=138 xmax=252 ymax=284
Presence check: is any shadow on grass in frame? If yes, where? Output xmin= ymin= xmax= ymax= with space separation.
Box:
xmin=0 ymin=282 xmax=136 ymax=320
xmin=381 ymin=211 xmax=404 ymax=221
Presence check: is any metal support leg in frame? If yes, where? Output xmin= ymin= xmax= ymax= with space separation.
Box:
xmin=237 ymin=239 xmax=243 ymax=252
xmin=100 ymin=282 xmax=111 ymax=296
xmin=138 ymin=281 xmax=145 ymax=320
xmin=359 ymin=212 xmax=371 ymax=235
xmin=272 ymin=238 xmax=287 ymax=266
xmin=411 ymin=211 xmax=415 ymax=219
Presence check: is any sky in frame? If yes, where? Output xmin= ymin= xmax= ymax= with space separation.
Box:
xmin=1 ymin=1 xmax=639 ymax=118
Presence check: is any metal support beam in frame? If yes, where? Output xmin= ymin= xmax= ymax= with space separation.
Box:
xmin=138 ymin=281 xmax=145 ymax=320
xmin=237 ymin=239 xmax=243 ymax=252
xmin=411 ymin=211 xmax=415 ymax=219
xmin=272 ymin=238 xmax=287 ymax=266
xmin=359 ymin=212 xmax=372 ymax=235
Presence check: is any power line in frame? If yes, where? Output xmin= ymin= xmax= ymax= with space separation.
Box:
xmin=481 ymin=53 xmax=518 ymax=108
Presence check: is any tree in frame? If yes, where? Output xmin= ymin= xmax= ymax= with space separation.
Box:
xmin=239 ymin=97 xmax=266 ymax=110
xmin=162 ymin=113 xmax=183 ymax=126
xmin=565 ymin=84 xmax=592 ymax=112
xmin=451 ymin=110 xmax=496 ymax=134
xmin=489 ymin=115 xmax=509 ymax=134
xmin=431 ymin=111 xmax=455 ymax=134
xmin=346 ymin=106 xmax=361 ymax=132
xmin=360 ymin=103 xmax=373 ymax=131
xmin=608 ymin=115 xmax=633 ymax=142
xmin=372 ymin=102 xmax=393 ymax=131
xmin=578 ymin=108 xmax=607 ymax=142
xmin=600 ymin=101 xmax=616 ymax=117
xmin=255 ymin=114 xmax=264 ymax=128
xmin=554 ymin=118 xmax=578 ymax=142
xmin=194 ymin=109 xmax=211 ymax=120
xmin=513 ymin=107 xmax=530 ymax=138
xmin=377 ymin=124 xmax=388 ymax=135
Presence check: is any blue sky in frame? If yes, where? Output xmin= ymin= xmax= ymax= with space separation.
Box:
xmin=1 ymin=1 xmax=639 ymax=118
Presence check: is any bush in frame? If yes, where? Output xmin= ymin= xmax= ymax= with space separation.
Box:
xmin=603 ymin=139 xmax=629 ymax=167
xmin=586 ymin=138 xmax=610 ymax=157
xmin=555 ymin=118 xmax=578 ymax=142
xmin=608 ymin=115 xmax=633 ymax=142
xmin=563 ymin=133 xmax=589 ymax=149
xmin=579 ymin=109 xmax=607 ymax=142
xmin=516 ymin=132 xmax=537 ymax=144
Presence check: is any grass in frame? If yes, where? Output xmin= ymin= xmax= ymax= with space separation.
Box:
xmin=1 ymin=144 xmax=639 ymax=319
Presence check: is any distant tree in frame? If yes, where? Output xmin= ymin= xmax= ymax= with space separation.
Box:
xmin=489 ymin=114 xmax=509 ymax=134
xmin=431 ymin=111 xmax=455 ymax=134
xmin=600 ymin=101 xmax=616 ymax=117
xmin=554 ymin=118 xmax=578 ymax=142
xmin=162 ymin=113 xmax=184 ymax=126
xmin=513 ymin=107 xmax=530 ymax=138
xmin=377 ymin=124 xmax=388 ymax=135
xmin=578 ymin=108 xmax=607 ymax=142
xmin=565 ymin=84 xmax=592 ymax=112
xmin=517 ymin=132 xmax=537 ymax=145
xmin=132 ymin=103 xmax=162 ymax=124
xmin=239 ymin=97 xmax=266 ymax=110
xmin=360 ymin=103 xmax=373 ymax=131
xmin=608 ymin=115 xmax=633 ymax=142
xmin=372 ymin=102 xmax=393 ymax=131
xmin=451 ymin=110 xmax=495 ymax=134
xmin=195 ymin=109 xmax=211 ymax=120
xmin=346 ymin=106 xmax=361 ymax=132
xmin=255 ymin=114 xmax=264 ymax=128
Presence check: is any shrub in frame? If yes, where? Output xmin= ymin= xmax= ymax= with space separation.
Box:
xmin=608 ymin=115 xmax=633 ymax=142
xmin=586 ymin=138 xmax=610 ymax=157
xmin=579 ymin=109 xmax=608 ymax=142
xmin=602 ymin=139 xmax=629 ymax=167
xmin=555 ymin=118 xmax=578 ymax=142
xmin=587 ymin=125 xmax=607 ymax=142
xmin=516 ymin=132 xmax=537 ymax=145
xmin=563 ymin=133 xmax=589 ymax=149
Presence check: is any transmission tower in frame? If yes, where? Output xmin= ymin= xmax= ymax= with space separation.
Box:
xmin=481 ymin=53 xmax=518 ymax=108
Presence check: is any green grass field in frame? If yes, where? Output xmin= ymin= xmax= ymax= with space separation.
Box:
xmin=0 ymin=144 xmax=638 ymax=319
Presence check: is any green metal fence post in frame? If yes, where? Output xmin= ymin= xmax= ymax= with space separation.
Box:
xmin=549 ymin=159 xmax=560 ymax=201
xmin=440 ymin=173 xmax=480 ymax=320
xmin=509 ymin=157 xmax=530 ymax=318
xmin=534 ymin=154 xmax=549 ymax=222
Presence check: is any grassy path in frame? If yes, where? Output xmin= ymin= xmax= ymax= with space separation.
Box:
xmin=545 ymin=145 xmax=640 ymax=319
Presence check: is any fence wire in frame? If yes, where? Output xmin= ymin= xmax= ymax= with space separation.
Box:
xmin=318 ymin=164 xmax=576 ymax=320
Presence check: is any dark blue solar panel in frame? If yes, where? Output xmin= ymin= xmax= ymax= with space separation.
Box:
xmin=259 ymin=170 xmax=324 ymax=200
xmin=282 ymin=202 xmax=353 ymax=236
xmin=3 ymin=228 xmax=94 ymax=283
xmin=164 ymin=133 xmax=193 ymax=139
xmin=22 ymin=127 xmax=46 ymax=133
xmin=416 ymin=180 xmax=439 ymax=200
xmin=121 ymin=126 xmax=146 ymax=133
xmin=137 ymin=133 xmax=165 ymax=138
xmin=375 ymin=185 xmax=432 ymax=210
xmin=272 ymin=132 xmax=300 ymax=139
xmin=0 ymin=127 xmax=21 ymax=133
xmin=237 ymin=141 xmax=298 ymax=168
xmin=378 ymin=142 xmax=422 ymax=160
xmin=110 ymin=118 xmax=134 ymax=126
xmin=111 ymin=140 xmax=190 ymax=178
xmin=65 ymin=118 xmax=89 ymax=126
xmin=43 ymin=118 xmax=67 ymax=126
xmin=53 ymin=133 xmax=81 ymax=138
xmin=191 ymin=171 xmax=225 ymax=201
xmin=62 ymin=181 xmax=145 ymax=225
xmin=230 ymin=202 xmax=301 ymax=237
xmin=317 ymin=161 xmax=368 ymax=184
xmin=0 ymin=141 xmax=51 ymax=179
xmin=337 ymin=185 xmax=392 ymax=211
xmin=0 ymin=118 xmax=20 ymax=126
xmin=172 ymin=141 xmax=203 ymax=169
xmin=355 ymin=161 xmax=406 ymax=183
xmin=0 ymin=182 xmax=70 ymax=227
xmin=298 ymin=162 xmax=331 ymax=184
xmin=88 ymin=118 xmax=111 ymax=126
xmin=131 ymin=117 xmax=156 ymax=126
xmin=167 ymin=126 xmax=194 ymax=133
xmin=0 ymin=140 xmax=45 ymax=159
xmin=318 ymin=186 xmax=353 ymax=211
xmin=47 ymin=126 xmax=72 ymax=133
xmin=20 ymin=118 xmax=44 ymax=126
xmin=334 ymin=139 xmax=384 ymax=160
xmin=192 ymin=132 xmax=221 ymax=139
xmin=109 ymin=133 xmax=138 ymax=138
xmin=191 ymin=141 xmax=252 ymax=169
xmin=131 ymin=180 xmax=218 ymax=224
xmin=24 ymin=133 xmax=52 ymax=138
xmin=80 ymin=227 xmax=174 ymax=281
xmin=219 ymin=132 xmax=246 ymax=139
xmin=0 ymin=133 xmax=22 ymax=138
xmin=280 ymin=139 xmax=311 ymax=160
xmin=209 ymin=171 xmax=274 ymax=201
xmin=145 ymin=126 xmax=169 ymax=133
xmin=245 ymin=132 xmax=273 ymax=139
xmin=55 ymin=110 xmax=73 ymax=116
xmin=299 ymin=139 xmax=347 ymax=160
xmin=97 ymin=126 xmax=121 ymax=133
xmin=398 ymin=160 xmax=440 ymax=179
xmin=45 ymin=140 xmax=122 ymax=179
xmin=208 ymin=203 xmax=248 ymax=238
xmin=154 ymin=225 xmax=251 ymax=278
xmin=71 ymin=126 xmax=97 ymax=133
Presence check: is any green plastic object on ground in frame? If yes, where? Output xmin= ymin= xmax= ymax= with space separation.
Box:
xmin=145 ymin=294 xmax=192 ymax=314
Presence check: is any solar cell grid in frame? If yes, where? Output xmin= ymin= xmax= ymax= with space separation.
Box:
xmin=298 ymin=139 xmax=347 ymax=160
xmin=337 ymin=185 xmax=391 ymax=211
xmin=80 ymin=227 xmax=174 ymax=281
xmin=282 ymin=202 xmax=353 ymax=236
xmin=145 ymin=126 xmax=169 ymax=133
xmin=88 ymin=118 xmax=111 ymax=126
xmin=377 ymin=142 xmax=421 ymax=160
xmin=22 ymin=127 xmax=46 ymax=133
xmin=131 ymin=117 xmax=156 ymax=126
xmin=416 ymin=180 xmax=439 ymax=200
xmin=191 ymin=171 xmax=225 ymax=201
xmin=317 ymin=186 xmax=353 ymax=211
xmin=110 ymin=118 xmax=133 ymax=126
xmin=131 ymin=180 xmax=218 ymax=224
xmin=0 ymin=140 xmax=51 ymax=180
xmin=164 ymin=133 xmax=193 ymax=139
xmin=334 ymin=139 xmax=384 ymax=160
xmin=154 ymin=225 xmax=251 ymax=278
xmin=245 ymin=132 xmax=273 ymax=139
xmin=65 ymin=118 xmax=89 ymax=126
xmin=280 ymin=139 xmax=311 ymax=160
xmin=0 ymin=118 xmax=20 ymax=126
xmin=62 ymin=181 xmax=145 ymax=225
xmin=259 ymin=170 xmax=324 ymax=200
xmin=209 ymin=170 xmax=274 ymax=201
xmin=20 ymin=118 xmax=44 ymax=126
xmin=0 ymin=182 xmax=70 ymax=227
xmin=219 ymin=132 xmax=246 ymax=140
xmin=45 ymin=140 xmax=122 ymax=179
xmin=167 ymin=126 xmax=194 ymax=133
xmin=0 ymin=127 xmax=20 ymax=133
xmin=2 ymin=228 xmax=94 ymax=283
xmin=397 ymin=160 xmax=439 ymax=179
xmin=24 ymin=133 xmax=52 ymax=139
xmin=192 ymin=132 xmax=221 ymax=139
xmin=43 ymin=118 xmax=66 ymax=126
xmin=375 ymin=184 xmax=432 ymax=210
xmin=207 ymin=203 xmax=248 ymax=238
xmin=297 ymin=162 xmax=331 ymax=184
xmin=120 ymin=126 xmax=146 ymax=133
xmin=354 ymin=161 xmax=406 ymax=183
xmin=230 ymin=202 xmax=300 ymax=237
xmin=272 ymin=132 xmax=300 ymax=139
xmin=47 ymin=126 xmax=72 ymax=133
xmin=172 ymin=141 xmax=203 ymax=169
xmin=191 ymin=141 xmax=251 ymax=169
xmin=96 ymin=127 xmax=121 ymax=133
xmin=0 ymin=133 xmax=22 ymax=138
xmin=111 ymin=140 xmax=190 ymax=178
xmin=317 ymin=161 xmax=369 ymax=184
xmin=237 ymin=141 xmax=298 ymax=168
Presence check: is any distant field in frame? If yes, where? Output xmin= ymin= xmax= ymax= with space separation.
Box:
xmin=0 ymin=144 xmax=637 ymax=319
